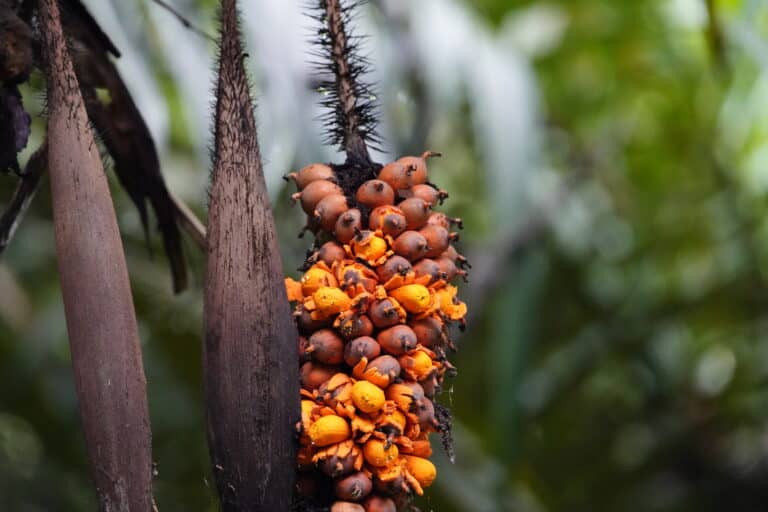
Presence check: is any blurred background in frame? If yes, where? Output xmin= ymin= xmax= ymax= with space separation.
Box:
xmin=2 ymin=0 xmax=768 ymax=510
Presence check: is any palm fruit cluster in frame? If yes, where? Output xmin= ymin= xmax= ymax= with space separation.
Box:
xmin=285 ymin=152 xmax=468 ymax=511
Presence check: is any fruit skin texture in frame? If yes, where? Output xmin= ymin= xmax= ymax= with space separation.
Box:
xmin=309 ymin=415 xmax=351 ymax=447
xmin=351 ymin=380 xmax=386 ymax=413
xmin=286 ymin=153 xmax=468 ymax=509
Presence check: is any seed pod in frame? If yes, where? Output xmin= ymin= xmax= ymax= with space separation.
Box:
xmin=296 ymin=305 xmax=332 ymax=334
xmin=300 ymin=362 xmax=338 ymax=391
xmin=410 ymin=317 xmax=444 ymax=348
xmin=331 ymin=502 xmax=366 ymax=512
xmin=356 ymin=355 xmax=401 ymax=388
xmin=317 ymin=241 xmax=347 ymax=266
xmin=368 ymin=205 xmax=407 ymax=237
xmin=335 ymin=472 xmax=373 ymax=502
xmin=392 ymin=231 xmax=428 ymax=261
xmin=293 ymin=179 xmax=343 ymax=214
xmin=404 ymin=456 xmax=437 ymax=490
xmin=335 ymin=209 xmax=363 ymax=243
xmin=401 ymin=183 xmax=448 ymax=206
xmin=399 ymin=197 xmax=431 ymax=230
xmin=399 ymin=349 xmax=435 ymax=381
xmin=351 ymin=380 xmax=386 ymax=413
xmin=350 ymin=230 xmax=389 ymax=265
xmin=376 ymin=256 xmax=412 ymax=283
xmin=337 ymin=314 xmax=374 ymax=340
xmin=363 ymin=439 xmax=399 ymax=467
xmin=315 ymin=194 xmax=350 ymax=232
xmin=369 ymin=298 xmax=404 ymax=329
xmin=377 ymin=162 xmax=415 ymax=190
xmin=356 ymin=179 xmax=395 ymax=208
xmin=307 ymin=329 xmax=345 ymax=365
xmin=286 ymin=163 xmax=335 ymax=190
xmin=320 ymin=455 xmax=356 ymax=479
xmin=310 ymin=287 xmax=352 ymax=319
xmin=436 ymin=256 xmax=466 ymax=282
xmin=363 ymin=495 xmax=397 ymax=512
xmin=427 ymin=211 xmax=463 ymax=230
xmin=377 ymin=325 xmax=418 ymax=355
xmin=396 ymin=151 xmax=440 ymax=185
xmin=389 ymin=284 xmax=431 ymax=314
xmin=309 ymin=415 xmax=351 ymax=447
xmin=420 ymin=225 xmax=450 ymax=259
xmin=301 ymin=266 xmax=339 ymax=296
xmin=412 ymin=258 xmax=445 ymax=285
xmin=344 ymin=337 xmax=381 ymax=367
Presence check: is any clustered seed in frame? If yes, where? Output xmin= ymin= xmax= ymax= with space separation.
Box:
xmin=286 ymin=151 xmax=467 ymax=512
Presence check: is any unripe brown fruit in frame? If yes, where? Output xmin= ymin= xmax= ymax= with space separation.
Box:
xmin=399 ymin=197 xmax=431 ymax=230
xmin=440 ymin=244 xmax=470 ymax=268
xmin=436 ymin=256 xmax=466 ymax=282
xmin=393 ymin=231 xmax=428 ymax=261
xmin=286 ymin=163 xmax=335 ymax=190
xmin=337 ymin=314 xmax=374 ymax=340
xmin=410 ymin=317 xmax=444 ymax=348
xmin=377 ymin=325 xmax=418 ymax=355
xmin=331 ymin=502 xmax=365 ymax=512
xmin=412 ymin=258 xmax=445 ymax=285
xmin=300 ymin=362 xmax=337 ymax=390
xmin=344 ymin=336 xmax=381 ymax=366
xmin=427 ymin=211 xmax=463 ymax=230
xmin=369 ymin=298 xmax=404 ymax=329
xmin=293 ymin=179 xmax=343 ymax=214
xmin=315 ymin=194 xmax=350 ymax=232
xmin=358 ymin=355 xmax=401 ymax=388
xmin=296 ymin=305 xmax=332 ymax=334
xmin=356 ymin=180 xmax=395 ymax=208
xmin=376 ymin=255 xmax=412 ymax=283
xmin=377 ymin=162 xmax=415 ymax=190
xmin=320 ymin=450 xmax=358 ymax=478
xmin=413 ymin=396 xmax=438 ymax=431
xmin=335 ymin=208 xmax=363 ymax=243
xmin=334 ymin=472 xmax=373 ymax=502
xmin=317 ymin=241 xmax=347 ymax=266
xmin=402 ymin=183 xmax=448 ymax=206
xmin=363 ymin=496 xmax=396 ymax=512
xmin=368 ymin=205 xmax=407 ymax=237
xmin=420 ymin=225 xmax=450 ymax=259
xmin=395 ymin=150 xmax=440 ymax=185
xmin=307 ymin=329 xmax=345 ymax=365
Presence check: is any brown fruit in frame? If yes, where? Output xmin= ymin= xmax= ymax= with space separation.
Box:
xmin=317 ymin=241 xmax=347 ymax=266
xmin=293 ymin=179 xmax=343 ymax=214
xmin=296 ymin=304 xmax=332 ymax=334
xmin=402 ymin=183 xmax=448 ymax=206
xmin=368 ymin=205 xmax=407 ymax=237
xmin=307 ymin=329 xmax=345 ymax=365
xmin=395 ymin=150 xmax=441 ymax=185
xmin=419 ymin=225 xmax=450 ymax=258
xmin=300 ymin=361 xmax=337 ymax=390
xmin=378 ymin=162 xmax=415 ymax=190
xmin=410 ymin=317 xmax=444 ymax=348
xmin=356 ymin=180 xmax=395 ymax=208
xmin=376 ymin=255 xmax=412 ymax=283
xmin=335 ymin=208 xmax=363 ymax=243
xmin=337 ymin=314 xmax=374 ymax=340
xmin=315 ymin=194 xmax=350 ymax=232
xmin=358 ymin=355 xmax=401 ymax=388
xmin=363 ymin=495 xmax=396 ymax=512
xmin=392 ymin=231 xmax=428 ymax=261
xmin=399 ymin=197 xmax=431 ymax=230
xmin=369 ymin=298 xmax=404 ymax=329
xmin=286 ymin=163 xmax=335 ymax=190
xmin=344 ymin=336 xmax=381 ymax=366
xmin=299 ymin=336 xmax=311 ymax=363
xmin=334 ymin=472 xmax=373 ymax=502
xmin=319 ymin=449 xmax=358 ymax=478
xmin=427 ymin=211 xmax=463 ymax=230
xmin=436 ymin=256 xmax=466 ymax=281
xmin=377 ymin=325 xmax=418 ymax=355
xmin=412 ymin=258 xmax=445 ymax=285
xmin=440 ymin=244 xmax=470 ymax=268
